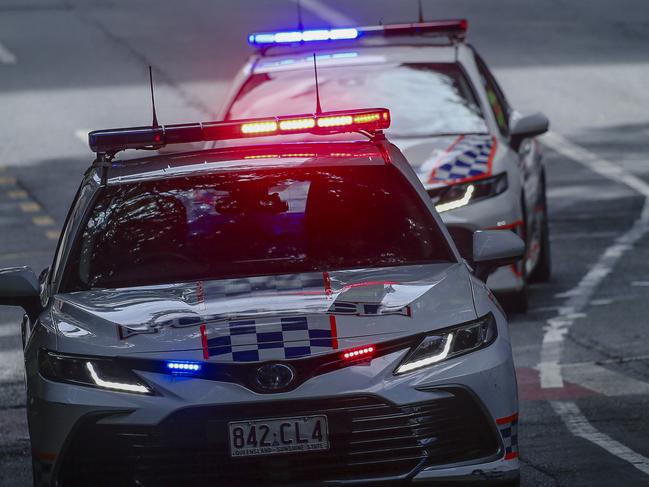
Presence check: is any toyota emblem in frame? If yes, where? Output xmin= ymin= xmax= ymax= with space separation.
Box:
xmin=255 ymin=363 xmax=296 ymax=391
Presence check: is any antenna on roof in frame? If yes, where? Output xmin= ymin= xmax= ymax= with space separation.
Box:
xmin=148 ymin=66 xmax=160 ymax=128
xmin=418 ymin=0 xmax=425 ymax=22
xmin=297 ymin=0 xmax=304 ymax=31
xmin=312 ymin=53 xmax=323 ymax=114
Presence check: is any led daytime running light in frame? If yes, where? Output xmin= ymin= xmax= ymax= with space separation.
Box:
xmin=86 ymin=362 xmax=150 ymax=394
xmin=435 ymin=184 xmax=475 ymax=213
xmin=396 ymin=334 xmax=453 ymax=374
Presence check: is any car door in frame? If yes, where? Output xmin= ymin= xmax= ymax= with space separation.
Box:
xmin=474 ymin=54 xmax=542 ymax=251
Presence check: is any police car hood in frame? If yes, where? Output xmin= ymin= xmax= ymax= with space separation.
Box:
xmin=391 ymin=134 xmax=499 ymax=187
xmin=52 ymin=263 xmax=477 ymax=358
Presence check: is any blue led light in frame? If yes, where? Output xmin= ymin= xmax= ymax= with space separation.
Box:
xmin=248 ymin=28 xmax=359 ymax=46
xmin=166 ymin=361 xmax=202 ymax=373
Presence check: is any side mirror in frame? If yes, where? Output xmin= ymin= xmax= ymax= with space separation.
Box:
xmin=510 ymin=112 xmax=549 ymax=151
xmin=0 ymin=267 xmax=41 ymax=315
xmin=473 ymin=230 xmax=525 ymax=281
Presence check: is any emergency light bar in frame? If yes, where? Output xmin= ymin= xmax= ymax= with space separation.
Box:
xmin=248 ymin=19 xmax=467 ymax=47
xmin=88 ymin=108 xmax=391 ymax=154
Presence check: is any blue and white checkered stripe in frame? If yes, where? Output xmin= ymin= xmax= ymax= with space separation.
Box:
xmin=431 ymin=135 xmax=495 ymax=182
xmin=205 ymin=316 xmax=335 ymax=362
xmin=498 ymin=414 xmax=519 ymax=459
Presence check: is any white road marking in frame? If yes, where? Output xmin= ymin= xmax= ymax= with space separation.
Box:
xmin=0 ymin=349 xmax=23 ymax=384
xmin=552 ymin=401 xmax=649 ymax=475
xmin=0 ymin=41 xmax=16 ymax=64
xmin=631 ymin=281 xmax=649 ymax=287
xmin=289 ymin=0 xmax=354 ymax=26
xmin=538 ymin=132 xmax=649 ymax=389
xmin=539 ymin=132 xmax=649 ymax=476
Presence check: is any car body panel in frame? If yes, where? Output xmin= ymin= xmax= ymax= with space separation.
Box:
xmin=220 ymin=41 xmax=548 ymax=293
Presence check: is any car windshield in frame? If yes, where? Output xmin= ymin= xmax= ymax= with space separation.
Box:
xmin=62 ymin=163 xmax=454 ymax=290
xmin=227 ymin=62 xmax=487 ymax=138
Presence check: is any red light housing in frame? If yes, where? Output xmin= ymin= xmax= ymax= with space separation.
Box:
xmin=88 ymin=108 xmax=391 ymax=154
xmin=341 ymin=345 xmax=376 ymax=361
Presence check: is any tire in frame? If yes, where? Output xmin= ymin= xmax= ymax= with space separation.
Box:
xmin=529 ymin=171 xmax=551 ymax=283
xmin=499 ymin=284 xmax=528 ymax=315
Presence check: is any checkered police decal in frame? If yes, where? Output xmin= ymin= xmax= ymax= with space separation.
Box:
xmin=429 ymin=135 xmax=497 ymax=183
xmin=201 ymin=315 xmax=337 ymax=362
xmin=497 ymin=413 xmax=519 ymax=459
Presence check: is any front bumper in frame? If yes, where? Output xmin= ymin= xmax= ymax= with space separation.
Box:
xmin=28 ymin=337 xmax=518 ymax=487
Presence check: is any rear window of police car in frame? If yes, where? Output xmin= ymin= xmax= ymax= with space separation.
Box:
xmin=61 ymin=163 xmax=455 ymax=290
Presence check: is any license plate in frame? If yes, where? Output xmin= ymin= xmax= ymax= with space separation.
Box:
xmin=228 ymin=415 xmax=329 ymax=457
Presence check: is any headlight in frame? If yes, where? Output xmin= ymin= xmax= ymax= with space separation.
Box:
xmin=39 ymin=350 xmax=152 ymax=394
xmin=395 ymin=314 xmax=497 ymax=374
xmin=430 ymin=173 xmax=508 ymax=213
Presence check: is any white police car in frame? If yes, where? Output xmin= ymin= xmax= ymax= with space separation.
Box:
xmin=222 ymin=19 xmax=551 ymax=310
xmin=0 ymin=107 xmax=523 ymax=486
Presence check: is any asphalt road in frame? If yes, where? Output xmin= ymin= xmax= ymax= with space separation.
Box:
xmin=2 ymin=1 xmax=649 ymax=485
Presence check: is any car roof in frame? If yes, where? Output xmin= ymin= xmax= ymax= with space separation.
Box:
xmin=251 ymin=43 xmax=463 ymax=75
xmin=104 ymin=140 xmax=388 ymax=185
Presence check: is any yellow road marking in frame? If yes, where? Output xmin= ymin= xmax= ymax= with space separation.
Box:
xmin=32 ymin=215 xmax=55 ymax=226
xmin=45 ymin=230 xmax=60 ymax=240
xmin=20 ymin=202 xmax=41 ymax=213
xmin=0 ymin=176 xmax=16 ymax=185
xmin=8 ymin=189 xmax=27 ymax=199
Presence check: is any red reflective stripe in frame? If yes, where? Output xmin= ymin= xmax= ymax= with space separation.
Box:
xmin=323 ymin=271 xmax=332 ymax=297
xmin=487 ymin=219 xmax=524 ymax=231
xmin=200 ymin=324 xmax=209 ymax=360
xmin=510 ymin=263 xmax=523 ymax=278
xmin=505 ymin=452 xmax=519 ymax=460
xmin=496 ymin=413 xmax=519 ymax=425
xmin=427 ymin=135 xmax=464 ymax=184
xmin=329 ymin=315 xmax=339 ymax=349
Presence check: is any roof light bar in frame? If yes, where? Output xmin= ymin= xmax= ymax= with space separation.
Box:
xmin=88 ymin=108 xmax=390 ymax=154
xmin=248 ymin=19 xmax=467 ymax=47
xmin=248 ymin=28 xmax=359 ymax=46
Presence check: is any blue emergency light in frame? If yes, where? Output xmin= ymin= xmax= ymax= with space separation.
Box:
xmin=248 ymin=19 xmax=467 ymax=47
xmin=166 ymin=361 xmax=202 ymax=374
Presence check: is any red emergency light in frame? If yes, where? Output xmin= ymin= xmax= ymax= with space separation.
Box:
xmin=341 ymin=345 xmax=376 ymax=361
xmin=88 ymin=108 xmax=391 ymax=154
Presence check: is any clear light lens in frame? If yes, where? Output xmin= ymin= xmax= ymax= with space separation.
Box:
xmin=248 ymin=28 xmax=359 ymax=45
xmin=279 ymin=118 xmax=316 ymax=131
xmin=435 ymin=184 xmax=475 ymax=212
xmin=342 ymin=345 xmax=375 ymax=360
xmin=395 ymin=314 xmax=497 ymax=374
xmin=431 ymin=173 xmax=508 ymax=213
xmin=241 ymin=120 xmax=278 ymax=134
xmin=317 ymin=115 xmax=353 ymax=128
xmin=166 ymin=361 xmax=202 ymax=372
xmin=39 ymin=350 xmax=152 ymax=395
xmin=86 ymin=362 xmax=150 ymax=394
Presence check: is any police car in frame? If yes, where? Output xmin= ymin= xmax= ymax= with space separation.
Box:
xmin=222 ymin=19 xmax=551 ymax=310
xmin=0 ymin=106 xmax=523 ymax=486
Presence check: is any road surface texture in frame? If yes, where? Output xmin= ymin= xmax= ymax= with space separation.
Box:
xmin=2 ymin=1 xmax=649 ymax=485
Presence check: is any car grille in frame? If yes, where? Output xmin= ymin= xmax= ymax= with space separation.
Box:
xmin=57 ymin=390 xmax=500 ymax=487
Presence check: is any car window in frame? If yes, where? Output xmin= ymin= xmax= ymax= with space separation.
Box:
xmin=474 ymin=55 xmax=510 ymax=136
xmin=60 ymin=164 xmax=454 ymax=291
xmin=226 ymin=63 xmax=488 ymax=138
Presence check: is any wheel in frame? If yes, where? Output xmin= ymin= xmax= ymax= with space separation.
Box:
xmin=529 ymin=171 xmax=551 ymax=283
